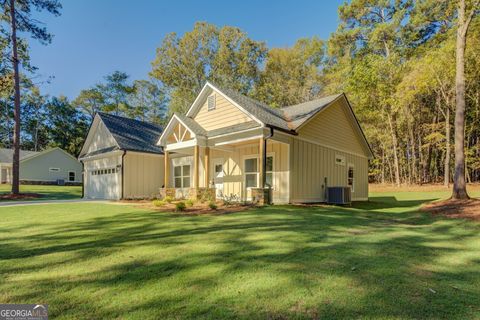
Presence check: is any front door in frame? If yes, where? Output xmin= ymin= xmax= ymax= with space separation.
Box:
xmin=212 ymin=158 xmax=224 ymax=199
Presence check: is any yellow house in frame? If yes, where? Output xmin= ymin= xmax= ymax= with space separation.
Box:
xmin=158 ymin=82 xmax=373 ymax=204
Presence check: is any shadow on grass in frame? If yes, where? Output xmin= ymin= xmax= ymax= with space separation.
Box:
xmin=1 ymin=198 xmax=479 ymax=319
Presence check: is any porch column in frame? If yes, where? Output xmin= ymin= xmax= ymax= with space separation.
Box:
xmin=193 ymin=145 xmax=199 ymax=188
xmin=164 ymin=151 xmax=170 ymax=188
xmin=204 ymin=146 xmax=210 ymax=187
xmin=259 ymin=137 xmax=266 ymax=189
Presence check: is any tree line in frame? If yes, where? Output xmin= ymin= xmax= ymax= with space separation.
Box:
xmin=1 ymin=0 xmax=479 ymax=197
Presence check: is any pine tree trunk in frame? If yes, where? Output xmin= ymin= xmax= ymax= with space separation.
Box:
xmin=452 ymin=0 xmax=470 ymax=199
xmin=444 ymin=109 xmax=451 ymax=187
xmin=9 ymin=0 xmax=21 ymax=195
xmin=387 ymin=114 xmax=401 ymax=186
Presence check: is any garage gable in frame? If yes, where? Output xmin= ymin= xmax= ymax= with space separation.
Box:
xmin=79 ymin=115 xmax=119 ymax=158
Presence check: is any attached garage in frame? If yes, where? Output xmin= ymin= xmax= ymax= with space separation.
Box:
xmin=79 ymin=113 xmax=164 ymax=200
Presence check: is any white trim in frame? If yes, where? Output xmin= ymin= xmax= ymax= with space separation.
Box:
xmin=185 ymin=82 xmax=264 ymax=126
xmin=157 ymin=114 xmax=200 ymax=146
xmin=79 ymin=116 xmax=121 ymax=158
xmin=214 ymin=135 xmax=264 ymax=147
xmin=243 ymin=155 xmax=259 ymax=200
xmin=265 ymin=152 xmax=275 ymax=190
xmin=165 ymin=139 xmax=198 ymax=152
xmin=207 ymin=94 xmax=216 ymax=111
xmin=208 ymin=127 xmax=265 ymax=140
xmin=68 ymin=171 xmax=76 ymax=182
xmin=79 ymin=150 xmax=124 ymax=161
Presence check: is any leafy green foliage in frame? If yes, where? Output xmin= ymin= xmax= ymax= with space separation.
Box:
xmin=208 ymin=201 xmax=217 ymax=210
xmin=150 ymin=22 xmax=267 ymax=115
xmin=163 ymin=196 xmax=174 ymax=204
xmin=175 ymin=201 xmax=186 ymax=212
xmin=152 ymin=200 xmax=166 ymax=207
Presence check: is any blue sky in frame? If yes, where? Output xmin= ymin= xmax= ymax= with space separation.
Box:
xmin=28 ymin=0 xmax=344 ymax=99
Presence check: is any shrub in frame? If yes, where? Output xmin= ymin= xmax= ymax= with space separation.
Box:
xmin=208 ymin=201 xmax=217 ymax=210
xmin=185 ymin=199 xmax=194 ymax=207
xmin=152 ymin=200 xmax=166 ymax=207
xmin=163 ymin=196 xmax=174 ymax=203
xmin=175 ymin=201 xmax=186 ymax=212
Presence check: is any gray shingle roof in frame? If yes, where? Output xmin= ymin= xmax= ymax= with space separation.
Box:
xmin=207 ymin=82 xmax=342 ymax=132
xmin=209 ymin=82 xmax=292 ymax=132
xmin=207 ymin=121 xmax=260 ymax=137
xmin=98 ymin=113 xmax=164 ymax=154
xmin=174 ymin=113 xmax=207 ymax=136
xmin=282 ymin=94 xmax=343 ymax=130
xmin=0 ymin=148 xmax=39 ymax=163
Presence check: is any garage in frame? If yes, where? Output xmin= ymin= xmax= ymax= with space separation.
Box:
xmin=78 ymin=112 xmax=164 ymax=200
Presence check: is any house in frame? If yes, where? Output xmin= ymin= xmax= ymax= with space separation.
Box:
xmin=80 ymin=82 xmax=372 ymax=203
xmin=78 ymin=112 xmax=164 ymax=200
xmin=157 ymin=82 xmax=373 ymax=204
xmin=0 ymin=147 xmax=82 ymax=185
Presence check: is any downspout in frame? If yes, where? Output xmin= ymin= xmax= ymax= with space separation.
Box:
xmin=262 ymin=127 xmax=274 ymax=203
xmin=121 ymin=150 xmax=127 ymax=200
xmin=80 ymin=160 xmax=84 ymax=198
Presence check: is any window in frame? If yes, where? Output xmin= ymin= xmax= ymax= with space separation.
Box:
xmin=174 ymin=165 xmax=190 ymax=188
xmin=265 ymin=156 xmax=273 ymax=188
xmin=49 ymin=168 xmax=60 ymax=172
xmin=207 ymin=95 xmax=216 ymax=111
xmin=69 ymin=171 xmax=75 ymax=182
xmin=244 ymin=158 xmax=258 ymax=188
xmin=215 ymin=164 xmax=222 ymax=174
xmin=335 ymin=155 xmax=346 ymax=166
xmin=348 ymin=165 xmax=354 ymax=192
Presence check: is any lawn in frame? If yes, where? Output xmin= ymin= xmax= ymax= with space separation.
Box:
xmin=0 ymin=184 xmax=82 ymax=201
xmin=0 ymin=191 xmax=479 ymax=319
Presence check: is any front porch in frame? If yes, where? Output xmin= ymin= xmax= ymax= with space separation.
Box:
xmin=158 ymin=117 xmax=290 ymax=205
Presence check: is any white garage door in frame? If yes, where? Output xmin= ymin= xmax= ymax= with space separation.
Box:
xmin=86 ymin=167 xmax=121 ymax=200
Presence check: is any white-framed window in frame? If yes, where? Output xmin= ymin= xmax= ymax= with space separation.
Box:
xmin=174 ymin=165 xmax=190 ymax=188
xmin=207 ymin=94 xmax=216 ymax=111
xmin=335 ymin=154 xmax=346 ymax=166
xmin=68 ymin=171 xmax=75 ymax=182
xmin=348 ymin=164 xmax=354 ymax=192
xmin=265 ymin=155 xmax=274 ymax=188
xmin=49 ymin=167 xmax=60 ymax=172
xmin=244 ymin=157 xmax=258 ymax=188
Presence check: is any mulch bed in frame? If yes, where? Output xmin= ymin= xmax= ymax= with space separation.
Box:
xmin=119 ymin=200 xmax=253 ymax=215
xmin=0 ymin=193 xmax=43 ymax=200
xmin=421 ymin=198 xmax=480 ymax=220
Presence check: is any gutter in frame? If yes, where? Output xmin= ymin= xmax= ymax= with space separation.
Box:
xmin=121 ymin=150 xmax=127 ymax=200
xmin=80 ymin=160 xmax=84 ymax=198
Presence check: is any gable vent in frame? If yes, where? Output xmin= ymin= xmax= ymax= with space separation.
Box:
xmin=208 ymin=95 xmax=216 ymax=111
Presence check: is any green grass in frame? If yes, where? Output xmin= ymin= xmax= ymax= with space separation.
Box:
xmin=0 ymin=184 xmax=82 ymax=201
xmin=0 ymin=191 xmax=479 ymax=319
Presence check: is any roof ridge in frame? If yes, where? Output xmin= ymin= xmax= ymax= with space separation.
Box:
xmin=97 ymin=112 xmax=163 ymax=129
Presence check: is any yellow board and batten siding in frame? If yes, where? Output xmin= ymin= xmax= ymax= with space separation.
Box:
xmin=290 ymin=98 xmax=370 ymax=202
xmin=123 ymin=152 xmax=164 ymax=199
xmin=193 ymin=92 xmax=254 ymax=130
